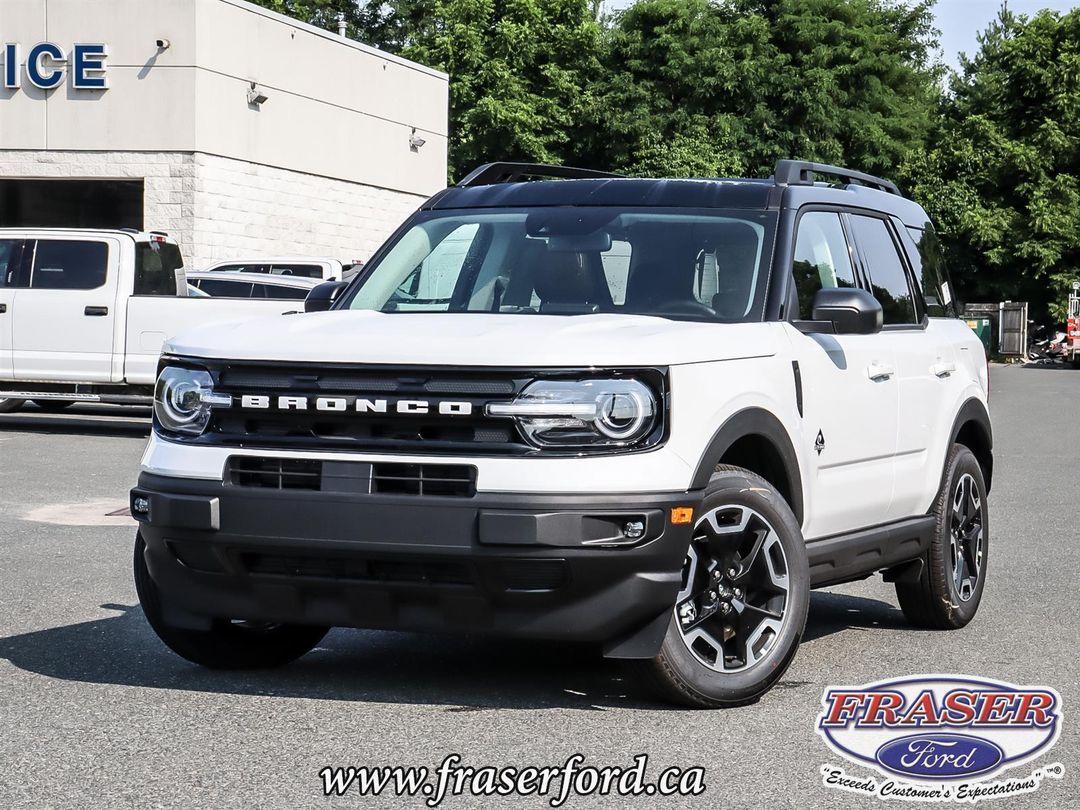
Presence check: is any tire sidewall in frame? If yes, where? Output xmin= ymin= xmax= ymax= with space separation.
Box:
xmin=656 ymin=469 xmax=809 ymax=705
xmin=935 ymin=446 xmax=989 ymax=621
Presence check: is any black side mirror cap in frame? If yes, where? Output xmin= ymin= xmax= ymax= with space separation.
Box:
xmin=798 ymin=287 xmax=883 ymax=335
xmin=305 ymin=281 xmax=348 ymax=313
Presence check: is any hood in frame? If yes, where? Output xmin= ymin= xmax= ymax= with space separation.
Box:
xmin=164 ymin=311 xmax=779 ymax=367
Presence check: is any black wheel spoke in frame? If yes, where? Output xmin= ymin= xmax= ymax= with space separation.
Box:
xmin=676 ymin=504 xmax=789 ymax=673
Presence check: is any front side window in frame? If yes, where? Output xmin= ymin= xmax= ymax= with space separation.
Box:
xmin=791 ymin=211 xmax=857 ymax=318
xmin=31 ymin=240 xmax=108 ymax=290
xmin=848 ymin=215 xmax=918 ymax=325
xmin=344 ymin=208 xmax=775 ymax=322
xmin=134 ymin=241 xmax=183 ymax=296
xmin=0 ymin=239 xmax=23 ymax=287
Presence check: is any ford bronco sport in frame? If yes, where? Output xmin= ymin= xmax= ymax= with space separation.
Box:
xmin=131 ymin=161 xmax=993 ymax=707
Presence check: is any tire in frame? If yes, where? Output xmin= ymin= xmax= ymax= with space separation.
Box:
xmin=133 ymin=531 xmax=329 ymax=669
xmin=895 ymin=444 xmax=988 ymax=629
xmin=0 ymin=398 xmax=25 ymax=414
xmin=1072 ymin=357 xmax=1080 ymax=370
xmin=631 ymin=466 xmax=810 ymax=708
xmin=32 ymin=400 xmax=74 ymax=412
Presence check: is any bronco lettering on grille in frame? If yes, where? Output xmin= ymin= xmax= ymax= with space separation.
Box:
xmin=237 ymin=395 xmax=474 ymax=416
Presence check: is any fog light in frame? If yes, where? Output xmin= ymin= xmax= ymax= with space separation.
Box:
xmin=133 ymin=496 xmax=150 ymax=515
xmin=623 ymin=520 xmax=645 ymax=540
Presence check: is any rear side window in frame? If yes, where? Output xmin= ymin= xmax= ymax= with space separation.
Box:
xmin=198 ymin=279 xmax=253 ymax=298
xmin=134 ymin=241 xmax=183 ymax=296
xmin=792 ymin=212 xmax=857 ymax=318
xmin=211 ymin=263 xmax=271 ymax=274
xmin=31 ymin=240 xmax=108 ymax=290
xmin=251 ymin=282 xmax=309 ymax=300
xmin=906 ymin=226 xmax=956 ymax=317
xmin=271 ymin=264 xmax=323 ymax=279
xmin=848 ymin=215 xmax=918 ymax=325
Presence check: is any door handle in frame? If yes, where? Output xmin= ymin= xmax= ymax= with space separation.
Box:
xmin=866 ymin=361 xmax=896 ymax=382
xmin=84 ymin=306 xmax=109 ymax=316
xmin=931 ymin=360 xmax=956 ymax=378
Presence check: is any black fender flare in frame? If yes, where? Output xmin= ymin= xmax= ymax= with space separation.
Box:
xmin=947 ymin=398 xmax=994 ymax=493
xmin=690 ymin=408 xmax=804 ymax=525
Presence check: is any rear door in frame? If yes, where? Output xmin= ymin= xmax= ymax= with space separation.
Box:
xmin=785 ymin=210 xmax=899 ymax=539
xmin=11 ymin=236 xmax=123 ymax=382
xmin=848 ymin=214 xmax=961 ymax=521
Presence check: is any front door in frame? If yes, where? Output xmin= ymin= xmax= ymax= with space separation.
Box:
xmin=0 ymin=238 xmax=25 ymax=380
xmin=11 ymin=237 xmax=122 ymax=382
xmin=786 ymin=210 xmax=899 ymax=539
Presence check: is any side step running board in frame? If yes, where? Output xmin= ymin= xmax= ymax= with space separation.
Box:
xmin=806 ymin=516 xmax=935 ymax=588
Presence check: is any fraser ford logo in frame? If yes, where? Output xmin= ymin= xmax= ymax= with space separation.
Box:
xmin=816 ymin=675 xmax=1064 ymax=803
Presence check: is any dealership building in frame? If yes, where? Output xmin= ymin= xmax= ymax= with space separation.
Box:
xmin=0 ymin=0 xmax=449 ymax=269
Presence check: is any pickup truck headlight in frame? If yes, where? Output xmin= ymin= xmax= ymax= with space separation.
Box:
xmin=487 ymin=379 xmax=659 ymax=449
xmin=154 ymin=366 xmax=230 ymax=436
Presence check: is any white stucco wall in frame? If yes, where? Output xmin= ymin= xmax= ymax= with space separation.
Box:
xmin=0 ymin=0 xmax=449 ymax=196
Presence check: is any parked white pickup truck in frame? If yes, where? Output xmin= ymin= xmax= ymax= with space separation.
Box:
xmin=202 ymin=256 xmax=346 ymax=281
xmin=0 ymin=229 xmax=305 ymax=413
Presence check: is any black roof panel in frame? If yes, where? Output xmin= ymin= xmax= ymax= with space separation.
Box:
xmin=426 ymin=178 xmax=776 ymax=211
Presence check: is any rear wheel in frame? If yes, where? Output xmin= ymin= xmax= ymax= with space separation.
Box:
xmin=896 ymin=444 xmax=988 ymax=629
xmin=134 ymin=532 xmax=329 ymax=669
xmin=632 ymin=467 xmax=809 ymax=708
xmin=32 ymin=400 xmax=75 ymax=412
xmin=0 ymin=398 xmax=25 ymax=414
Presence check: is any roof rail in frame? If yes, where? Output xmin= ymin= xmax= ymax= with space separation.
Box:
xmin=773 ymin=160 xmax=901 ymax=196
xmin=457 ymin=162 xmax=623 ymax=188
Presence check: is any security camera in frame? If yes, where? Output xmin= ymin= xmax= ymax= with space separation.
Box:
xmin=247 ymin=83 xmax=269 ymax=106
xmin=409 ymin=128 xmax=427 ymax=151
xmin=156 ymin=39 xmax=171 ymax=50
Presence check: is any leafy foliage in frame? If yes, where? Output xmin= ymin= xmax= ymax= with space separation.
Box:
xmin=906 ymin=8 xmax=1080 ymax=317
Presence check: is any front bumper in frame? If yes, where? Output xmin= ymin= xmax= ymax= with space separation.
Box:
xmin=132 ymin=473 xmax=700 ymax=654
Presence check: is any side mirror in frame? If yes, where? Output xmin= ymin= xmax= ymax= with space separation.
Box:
xmin=305 ymin=281 xmax=348 ymax=313
xmin=804 ymin=287 xmax=883 ymax=335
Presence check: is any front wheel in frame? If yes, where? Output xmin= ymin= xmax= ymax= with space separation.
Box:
xmin=632 ymin=467 xmax=810 ymax=708
xmin=0 ymin=398 xmax=25 ymax=414
xmin=895 ymin=444 xmax=988 ymax=629
xmin=134 ymin=532 xmax=329 ymax=669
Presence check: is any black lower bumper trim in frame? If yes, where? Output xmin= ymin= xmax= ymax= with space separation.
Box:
xmin=132 ymin=473 xmax=700 ymax=653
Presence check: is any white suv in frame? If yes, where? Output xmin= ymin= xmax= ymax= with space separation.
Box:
xmin=130 ymin=161 xmax=992 ymax=707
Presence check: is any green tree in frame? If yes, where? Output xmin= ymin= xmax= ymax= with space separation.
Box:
xmin=582 ymin=0 xmax=941 ymax=179
xmin=907 ymin=7 xmax=1080 ymax=317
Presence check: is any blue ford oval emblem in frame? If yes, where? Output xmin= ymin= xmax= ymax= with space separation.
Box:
xmin=875 ymin=733 xmax=1004 ymax=780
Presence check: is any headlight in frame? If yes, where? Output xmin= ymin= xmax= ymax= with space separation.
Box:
xmin=154 ymin=366 xmax=230 ymax=436
xmin=487 ymin=378 xmax=659 ymax=449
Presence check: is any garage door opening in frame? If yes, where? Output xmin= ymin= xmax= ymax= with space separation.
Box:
xmin=0 ymin=179 xmax=144 ymax=230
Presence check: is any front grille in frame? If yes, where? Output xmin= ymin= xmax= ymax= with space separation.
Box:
xmin=225 ymin=456 xmax=477 ymax=498
xmin=240 ymin=552 xmax=474 ymax=585
xmin=202 ymin=363 xmax=533 ymax=455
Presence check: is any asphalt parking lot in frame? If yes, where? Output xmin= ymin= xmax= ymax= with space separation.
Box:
xmin=0 ymin=365 xmax=1076 ymax=809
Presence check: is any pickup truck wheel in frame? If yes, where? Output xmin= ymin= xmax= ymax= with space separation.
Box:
xmin=632 ymin=467 xmax=809 ymax=708
xmin=0 ymin=398 xmax=25 ymax=413
xmin=133 ymin=532 xmax=329 ymax=669
xmin=32 ymin=400 xmax=74 ymax=412
xmin=895 ymin=444 xmax=988 ymax=629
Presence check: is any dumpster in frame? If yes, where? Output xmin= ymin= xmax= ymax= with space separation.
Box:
xmin=966 ymin=317 xmax=991 ymax=353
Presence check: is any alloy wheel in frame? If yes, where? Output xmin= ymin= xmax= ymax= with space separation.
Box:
xmin=949 ymin=472 xmax=984 ymax=602
xmin=675 ymin=504 xmax=790 ymax=673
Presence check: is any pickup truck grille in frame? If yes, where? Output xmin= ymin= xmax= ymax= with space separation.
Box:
xmin=195 ymin=362 xmax=535 ymax=455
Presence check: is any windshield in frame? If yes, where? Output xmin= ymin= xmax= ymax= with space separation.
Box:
xmin=343 ymin=208 xmax=776 ymax=322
